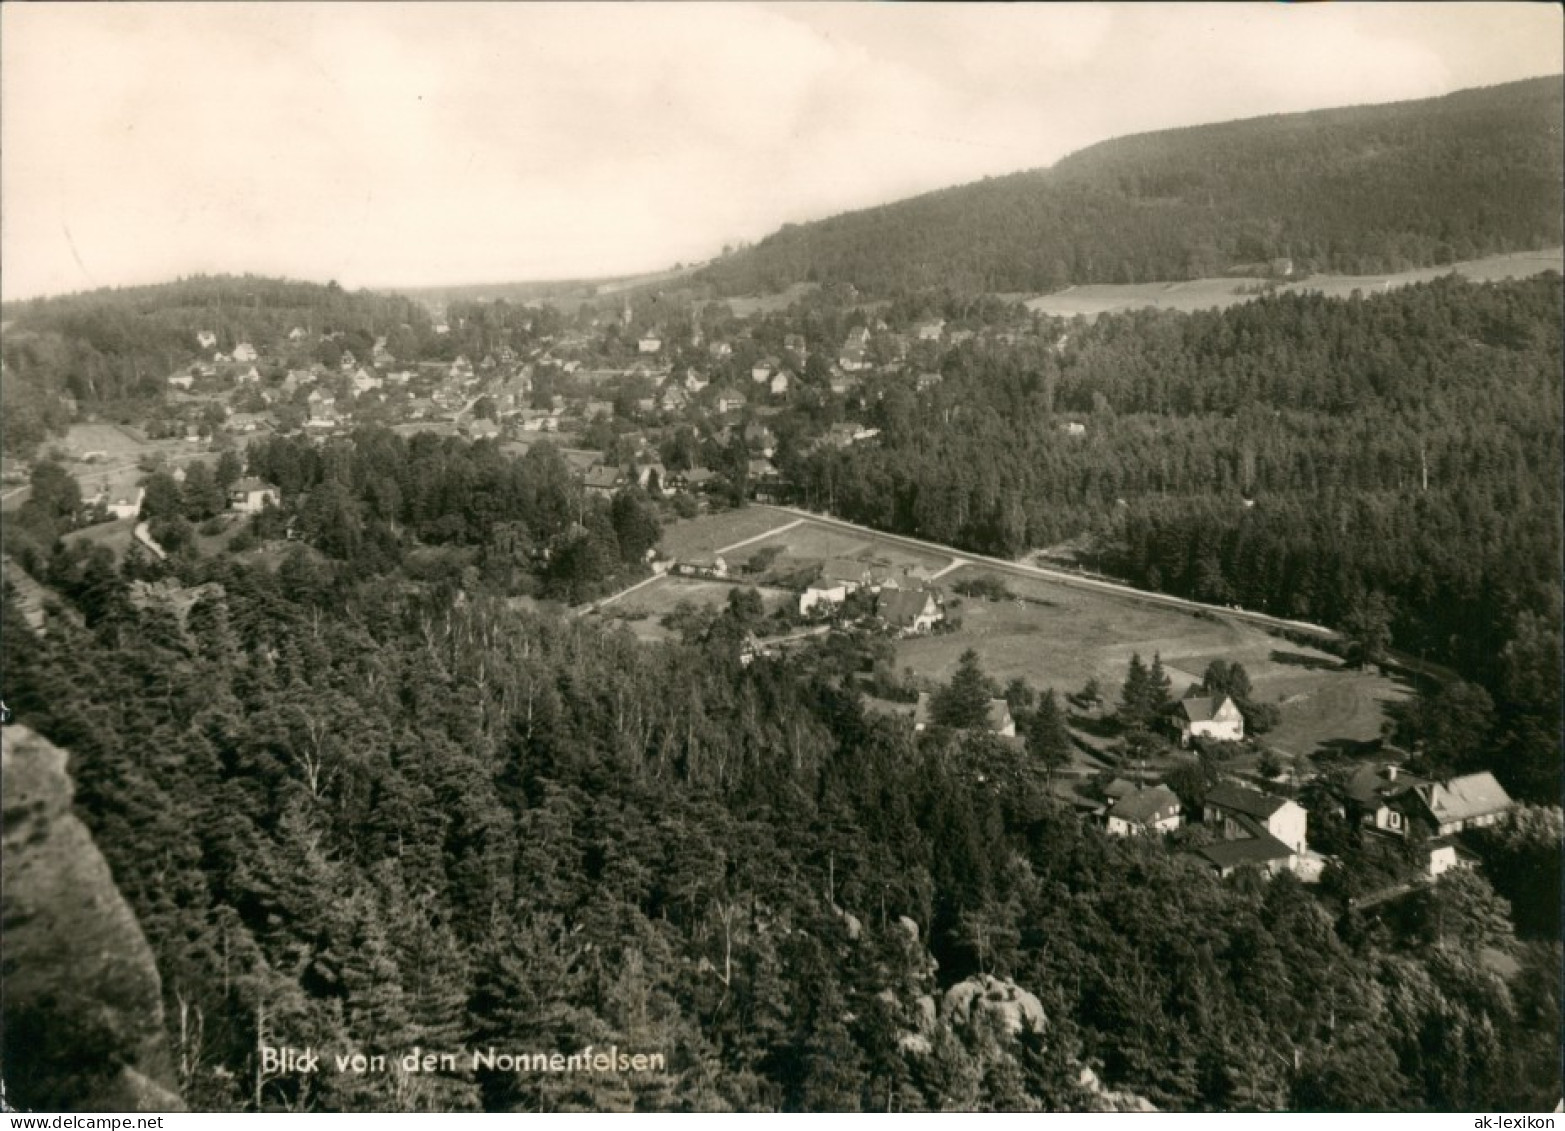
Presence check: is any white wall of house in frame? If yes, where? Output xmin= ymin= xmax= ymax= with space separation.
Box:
xmin=799 ymin=584 xmax=846 ymax=614
xmin=1266 ymin=801 xmax=1309 ymax=854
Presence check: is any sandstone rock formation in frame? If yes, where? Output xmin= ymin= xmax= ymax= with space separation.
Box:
xmin=1 ymin=725 xmax=184 ymax=1111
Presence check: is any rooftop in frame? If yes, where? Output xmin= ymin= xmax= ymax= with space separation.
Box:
xmin=1108 ymin=786 xmax=1182 ymax=824
xmin=877 ymin=588 xmax=935 ymax=625
xmin=1415 ymin=772 xmax=1513 ymax=822
xmin=1206 ymin=782 xmax=1289 ymax=821
xmin=1195 ymin=832 xmax=1295 ymax=870
xmin=1177 ymin=695 xmax=1234 ymax=723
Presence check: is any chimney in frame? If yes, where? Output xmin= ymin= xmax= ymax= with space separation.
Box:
xmin=1385 ymin=764 xmax=1398 ymax=782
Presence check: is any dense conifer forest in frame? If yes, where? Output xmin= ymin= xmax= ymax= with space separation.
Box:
xmin=3 ymin=556 xmax=1559 ymax=1111
xmin=697 ymin=78 xmax=1562 ymax=296
xmin=791 ymin=274 xmax=1563 ymax=804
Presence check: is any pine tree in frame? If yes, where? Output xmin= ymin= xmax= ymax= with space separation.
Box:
xmin=1147 ymin=653 xmax=1173 ymax=714
xmin=1118 ymin=653 xmax=1152 ymax=729
xmin=932 ymin=649 xmax=994 ymax=730
xmin=1023 ymin=690 xmax=1072 ymax=781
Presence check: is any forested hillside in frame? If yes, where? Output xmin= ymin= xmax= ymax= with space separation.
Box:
xmin=790 ymin=274 xmax=1563 ymax=801
xmin=697 ymin=78 xmax=1563 ymax=296
xmin=3 ymin=558 xmax=1558 ymax=1112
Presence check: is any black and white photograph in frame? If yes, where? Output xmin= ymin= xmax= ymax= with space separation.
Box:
xmin=1 ymin=1 xmax=1561 ymax=1116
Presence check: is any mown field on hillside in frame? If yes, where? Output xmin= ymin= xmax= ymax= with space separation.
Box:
xmin=1022 ymin=247 xmax=1562 ymax=320
xmin=900 ymin=565 xmax=1410 ymax=760
xmin=658 ymin=507 xmax=797 ymax=559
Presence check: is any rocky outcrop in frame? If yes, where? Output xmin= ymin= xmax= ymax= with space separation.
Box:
xmin=126 ymin=579 xmax=225 ymax=628
xmin=861 ymin=914 xmax=1157 ymax=1111
xmin=941 ymin=973 xmax=1047 ymax=1038
xmin=1077 ymin=1066 xmax=1159 ymax=1113
xmin=1 ymin=725 xmax=184 ymax=1111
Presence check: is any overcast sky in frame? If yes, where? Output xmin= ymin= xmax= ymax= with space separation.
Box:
xmin=2 ymin=2 xmax=1560 ymax=300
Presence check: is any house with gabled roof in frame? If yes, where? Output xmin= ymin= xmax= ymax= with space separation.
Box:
xmin=1192 ymin=782 xmax=1307 ymax=876
xmin=582 ymin=464 xmax=625 ymax=497
xmin=838 ymin=342 xmax=870 ymax=372
xmin=1105 ymin=786 xmax=1184 ymax=837
xmin=1340 ymin=762 xmax=1433 ymax=838
xmin=714 ymin=388 xmax=747 ymax=414
xmin=877 ymin=588 xmax=942 ymax=635
xmin=1194 ymin=834 xmax=1297 ymax=878
xmin=799 ymin=557 xmax=870 ymax=614
xmin=985 ymin=698 xmax=1017 ymax=738
xmin=229 ymin=478 xmax=280 ymax=514
xmin=1204 ymin=782 xmax=1307 ymax=854
xmin=1173 ymin=695 xmax=1244 ymax=747
xmin=820 ymin=558 xmax=872 ymax=591
xmin=1398 ymin=771 xmax=1512 ymax=838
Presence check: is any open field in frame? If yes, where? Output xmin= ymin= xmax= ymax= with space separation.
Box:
xmin=597 ymin=575 xmax=792 ymax=643
xmin=899 ymin=564 xmax=1410 ymax=761
xmin=659 ymin=508 xmax=799 ymax=559
xmin=718 ymin=283 xmax=820 ymax=318
xmin=51 ymin=423 xmax=160 ymax=461
xmin=60 ymin=516 xmax=139 ymax=557
xmin=1023 ymin=247 xmax=1563 ymax=320
xmin=745 ymin=521 xmax=952 ymax=574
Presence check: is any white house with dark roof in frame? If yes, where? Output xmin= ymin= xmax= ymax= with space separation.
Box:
xmin=1194 ymin=781 xmax=1303 ymax=877
xmin=1106 ymin=786 xmax=1184 ymax=837
xmin=582 ymin=464 xmax=625 ymax=497
xmin=1173 ymin=695 xmax=1244 ymax=747
xmin=229 ymin=478 xmax=280 ymax=514
xmin=1194 ymin=834 xmax=1297 ymax=878
xmin=799 ymin=563 xmax=855 ymax=613
xmin=1204 ymin=782 xmax=1307 ymax=854
xmin=877 ymin=588 xmax=942 ymax=635
xmin=1399 ymin=772 xmax=1512 ymax=837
